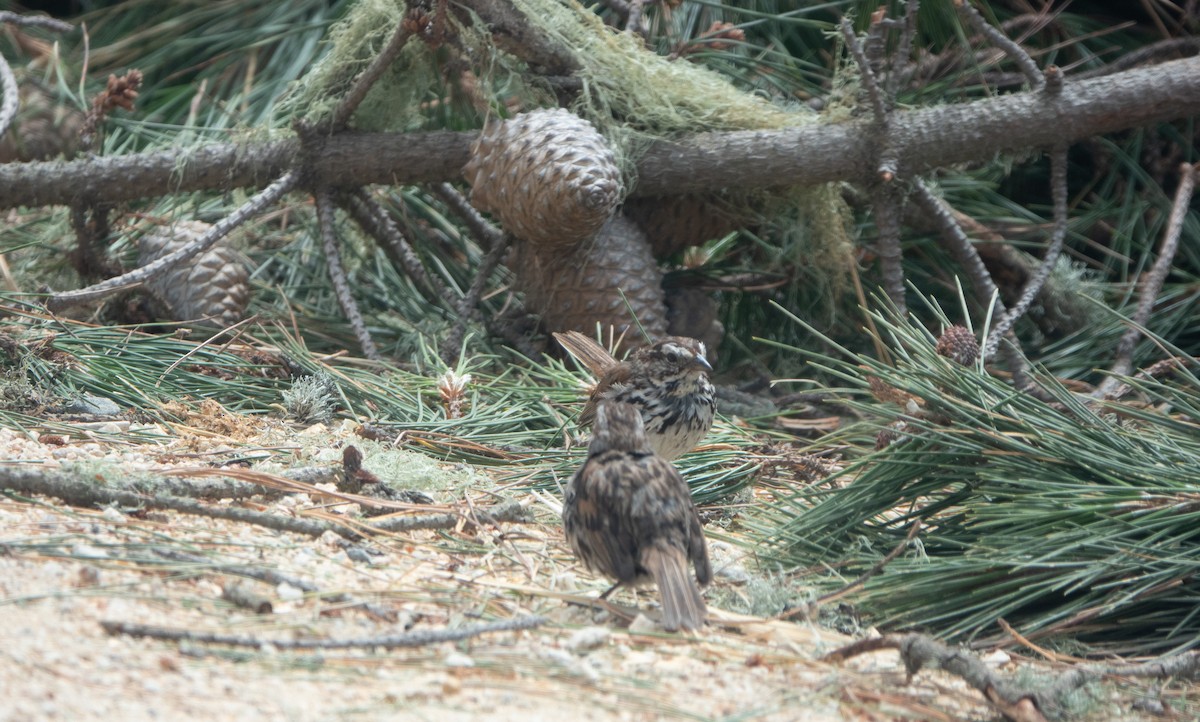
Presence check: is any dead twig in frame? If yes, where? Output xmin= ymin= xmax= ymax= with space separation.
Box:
xmin=314 ymin=188 xmax=382 ymax=361
xmin=909 ymin=181 xmax=1039 ymax=393
xmin=955 ymin=0 xmax=1044 ymax=90
xmin=0 ymin=11 xmax=74 ymax=33
xmin=814 ymin=518 xmax=922 ymax=608
xmin=840 ymin=17 xmax=889 ymax=123
xmin=45 ymin=170 xmax=300 ymax=312
xmin=0 ymin=464 xmax=531 ymax=540
xmin=840 ymin=15 xmax=907 ymax=313
xmin=101 ymin=615 xmax=546 ymax=650
xmin=339 ymin=188 xmax=457 ymax=307
xmin=1096 ymin=162 xmax=1198 ymax=397
xmin=0 ymin=11 xmax=74 ymax=139
xmin=984 ymin=144 xmax=1069 ymax=357
xmin=828 ymin=630 xmax=1200 ymax=722
xmin=0 ymin=47 xmax=17 ymax=141
xmin=151 ymin=547 xmax=395 ymax=620
xmin=327 ymin=16 xmax=416 ymax=132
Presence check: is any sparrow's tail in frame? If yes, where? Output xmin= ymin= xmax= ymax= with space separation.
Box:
xmin=641 ymin=544 xmax=706 ymax=632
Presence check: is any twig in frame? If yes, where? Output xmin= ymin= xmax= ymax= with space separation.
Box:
xmin=429 ymin=182 xmax=504 ymax=251
xmin=327 ymin=17 xmax=416 ymax=131
xmin=426 ymin=182 xmax=508 ymax=358
xmin=1074 ymin=36 xmax=1200 ymax=81
xmin=625 ymin=0 xmax=646 ymax=36
xmin=339 ymin=188 xmax=456 ymax=306
xmin=841 ymin=15 xmax=906 ymax=312
xmin=997 ymin=617 xmax=1083 ymax=663
xmin=884 ymin=0 xmax=922 ymax=100
xmin=871 ymin=181 xmax=908 ymax=314
xmin=101 ymin=615 xmax=545 ymax=650
xmin=955 ymin=0 xmax=1044 ymax=90
xmin=67 ymin=203 xmax=119 ymax=280
xmin=812 ymin=518 xmax=922 ymax=608
xmin=909 ymin=180 xmax=1037 ymax=392
xmin=1096 ymin=162 xmax=1198 ymax=397
xmin=0 ymin=49 xmax=17 ymax=141
xmin=314 ymin=188 xmax=382 ymax=361
xmin=840 ymin=18 xmax=889 ymax=123
xmin=369 ymin=498 xmax=531 ymax=533
xmin=0 ymin=464 xmax=532 ymax=540
xmin=984 ymin=144 xmax=1068 ymax=357
xmin=0 ymin=11 xmax=74 ymax=33
xmin=151 ymin=547 xmax=395 ymax=620
xmin=0 ymin=464 xmax=276 ymax=502
xmin=826 ymin=633 xmax=1048 ymax=722
xmin=829 ymin=633 xmax=1200 ymax=722
xmin=45 ymin=170 xmax=300 ymax=312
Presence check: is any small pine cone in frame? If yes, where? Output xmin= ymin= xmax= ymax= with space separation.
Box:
xmin=139 ymin=221 xmax=250 ymax=328
xmin=875 ymin=421 xmax=910 ymax=450
xmin=624 ymin=194 xmax=748 ymax=257
xmin=463 ymin=108 xmax=623 ymax=251
xmin=510 ymin=213 xmax=667 ymax=347
xmin=0 ymin=77 xmax=84 ymax=162
xmin=936 ymin=325 xmax=979 ymax=366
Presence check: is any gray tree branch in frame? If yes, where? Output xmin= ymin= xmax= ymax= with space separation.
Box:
xmin=2 ymin=56 xmax=1198 ymax=210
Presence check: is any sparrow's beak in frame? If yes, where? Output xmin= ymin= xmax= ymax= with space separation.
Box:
xmin=694 ymin=354 xmax=713 ymax=372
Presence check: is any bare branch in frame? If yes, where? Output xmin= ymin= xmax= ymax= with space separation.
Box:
xmin=45 ymin=170 xmax=301 ymax=312
xmin=840 ymin=17 xmax=889 ymax=123
xmin=1097 ymin=162 xmax=1199 ymax=396
xmin=0 ymin=11 xmax=74 ymax=33
xmin=0 ymin=50 xmax=16 ymax=141
xmin=429 ymin=182 xmax=505 ymax=251
xmin=872 ymin=182 xmax=907 ymax=314
xmin=102 ymin=615 xmax=545 ymax=650
xmin=338 ymin=187 xmax=457 ymax=305
xmin=884 ymin=0 xmax=921 ymax=100
xmin=315 ymin=188 xmax=382 ymax=361
xmin=4 ymin=56 xmax=1200 ymax=209
xmin=984 ymin=145 xmax=1069 ymax=357
xmin=955 ymin=0 xmax=1044 ymax=90
xmin=328 ymin=18 xmax=416 ymax=131
xmin=910 ymin=181 xmax=1037 ymax=391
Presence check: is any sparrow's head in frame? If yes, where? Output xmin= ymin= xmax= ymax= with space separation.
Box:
xmin=589 ymin=400 xmax=652 ymax=455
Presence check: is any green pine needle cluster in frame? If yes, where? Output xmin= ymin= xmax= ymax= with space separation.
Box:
xmin=749 ymin=300 xmax=1200 ymax=654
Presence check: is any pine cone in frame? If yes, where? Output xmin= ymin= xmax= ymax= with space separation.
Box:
xmin=936 ymin=325 xmax=979 ymax=366
xmin=511 ymin=213 xmax=667 ymax=348
xmin=463 ymin=108 xmax=623 ymax=250
xmin=624 ymin=194 xmax=748 ymax=257
xmin=138 ymin=221 xmax=250 ymax=328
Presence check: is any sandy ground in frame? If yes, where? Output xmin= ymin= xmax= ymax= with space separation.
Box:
xmin=0 ymin=427 xmax=1170 ymax=721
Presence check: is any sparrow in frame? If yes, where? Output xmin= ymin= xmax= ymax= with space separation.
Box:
xmin=554 ymin=330 xmax=716 ymax=460
xmin=562 ymin=400 xmax=711 ymax=631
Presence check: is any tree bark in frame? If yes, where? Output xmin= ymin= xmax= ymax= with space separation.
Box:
xmin=1 ymin=55 xmax=1198 ymax=210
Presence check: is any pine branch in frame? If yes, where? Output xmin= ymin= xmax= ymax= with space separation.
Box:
xmin=44 ymin=170 xmax=300 ymax=311
xmin=3 ymin=56 xmax=1199 ymax=209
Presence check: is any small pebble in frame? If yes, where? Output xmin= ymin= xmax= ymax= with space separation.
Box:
xmin=275 ymin=582 xmax=305 ymax=602
xmin=443 ymin=651 xmax=475 ymax=668
xmin=71 ymin=543 xmax=108 ymax=559
xmin=565 ymin=626 xmax=610 ymax=654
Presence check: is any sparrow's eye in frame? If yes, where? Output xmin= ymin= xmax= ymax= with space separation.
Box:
xmin=663 ymin=349 xmax=680 ymax=364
